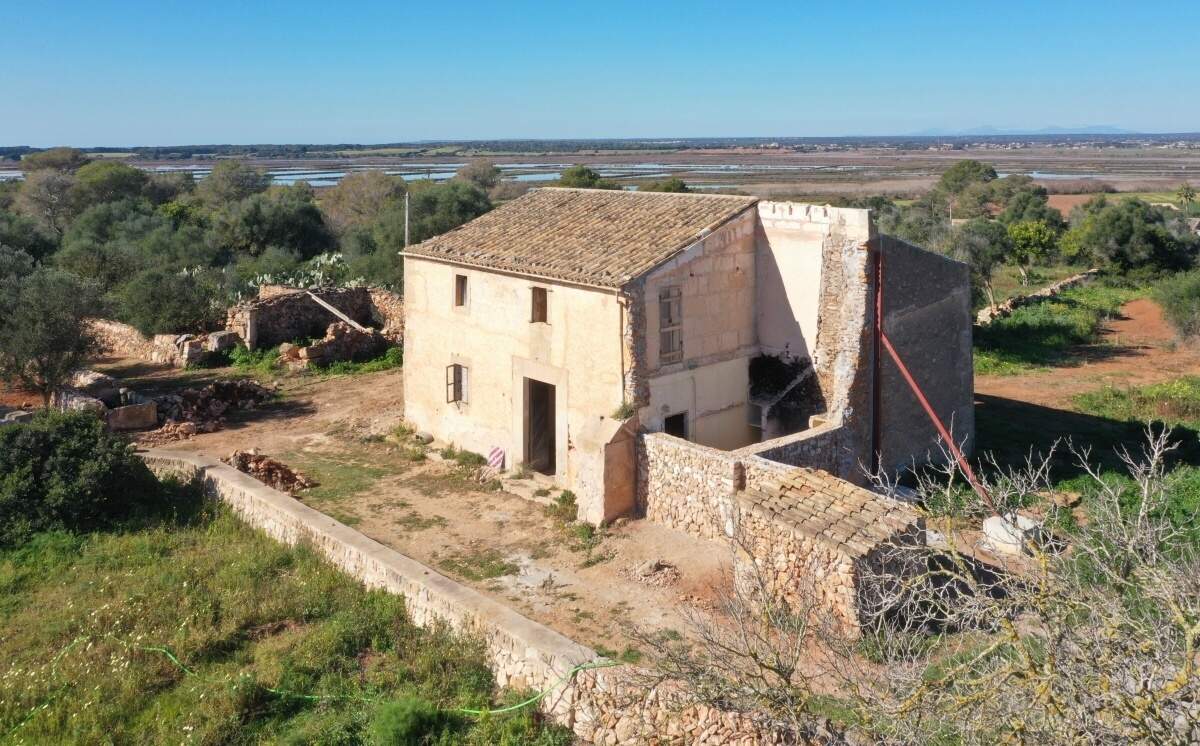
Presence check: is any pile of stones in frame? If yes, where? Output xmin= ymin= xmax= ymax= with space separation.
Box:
xmin=223 ymin=449 xmax=315 ymax=494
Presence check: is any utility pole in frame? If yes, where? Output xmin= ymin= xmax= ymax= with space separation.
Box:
xmin=404 ymin=191 xmax=410 ymax=248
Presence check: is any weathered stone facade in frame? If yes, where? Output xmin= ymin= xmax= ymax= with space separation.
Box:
xmin=141 ymin=451 xmax=793 ymax=744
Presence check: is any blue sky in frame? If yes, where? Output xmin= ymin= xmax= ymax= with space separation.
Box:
xmin=2 ymin=0 xmax=1196 ymax=146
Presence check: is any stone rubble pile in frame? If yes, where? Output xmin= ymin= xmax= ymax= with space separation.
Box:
xmin=277 ymin=322 xmax=390 ymax=371
xmin=222 ymin=449 xmax=315 ymax=494
xmin=620 ymin=559 xmax=681 ymax=588
xmin=140 ymin=380 xmax=275 ymax=444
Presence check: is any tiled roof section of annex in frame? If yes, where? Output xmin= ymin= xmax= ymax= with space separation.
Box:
xmin=741 ymin=470 xmax=922 ymax=558
xmin=402 ymin=187 xmax=759 ymax=288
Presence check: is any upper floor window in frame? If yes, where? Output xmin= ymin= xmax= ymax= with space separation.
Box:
xmin=454 ymin=274 xmax=469 ymax=307
xmin=531 ymin=286 xmax=548 ymax=323
xmin=659 ymin=285 xmax=682 ymax=364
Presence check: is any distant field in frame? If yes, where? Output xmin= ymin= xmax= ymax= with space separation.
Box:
xmin=1047 ymin=190 xmax=1191 ymax=217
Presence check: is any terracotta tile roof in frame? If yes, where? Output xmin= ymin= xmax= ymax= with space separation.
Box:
xmin=402 ymin=188 xmax=759 ymax=288
xmin=741 ymin=470 xmax=922 ymax=558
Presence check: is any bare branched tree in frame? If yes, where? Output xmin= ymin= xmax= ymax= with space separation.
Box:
xmin=638 ymin=429 xmax=1200 ymax=744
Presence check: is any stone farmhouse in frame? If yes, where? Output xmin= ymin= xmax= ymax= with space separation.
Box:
xmin=402 ymin=188 xmax=973 ymax=529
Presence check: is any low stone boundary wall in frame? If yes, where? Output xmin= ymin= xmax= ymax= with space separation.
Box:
xmin=975 ymin=268 xmax=1101 ymax=325
xmin=141 ymin=450 xmax=785 ymax=744
xmin=89 ymin=319 xmax=161 ymax=361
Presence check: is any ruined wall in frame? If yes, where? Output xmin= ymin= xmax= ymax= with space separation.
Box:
xmin=88 ymin=319 xmax=159 ymax=360
xmin=142 ymin=451 xmax=789 ymax=745
xmin=402 ymin=257 xmax=626 ymax=525
xmin=227 ymin=287 xmax=375 ymax=350
xmin=878 ymin=236 xmax=974 ymax=471
xmin=367 ymin=287 xmax=405 ymax=342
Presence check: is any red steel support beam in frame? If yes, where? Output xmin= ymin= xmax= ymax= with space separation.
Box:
xmin=878 ymin=330 xmax=991 ymax=505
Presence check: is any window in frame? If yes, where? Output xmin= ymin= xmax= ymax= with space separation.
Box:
xmin=446 ymin=363 xmax=468 ymax=403
xmin=531 ymin=286 xmax=548 ymax=323
xmin=454 ymin=275 xmax=469 ymax=307
xmin=658 ymin=285 xmax=682 ymax=364
xmin=664 ymin=412 xmax=688 ymax=440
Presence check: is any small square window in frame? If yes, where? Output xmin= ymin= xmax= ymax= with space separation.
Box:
xmin=446 ymin=363 xmax=468 ymax=403
xmin=531 ymin=287 xmax=548 ymax=323
xmin=454 ymin=275 xmax=469 ymax=307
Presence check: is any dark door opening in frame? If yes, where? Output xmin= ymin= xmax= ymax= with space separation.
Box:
xmin=525 ymin=378 xmax=556 ymax=475
xmin=664 ymin=412 xmax=688 ymax=440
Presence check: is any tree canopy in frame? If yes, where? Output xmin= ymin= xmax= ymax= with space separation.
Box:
xmin=557 ymin=165 xmax=620 ymax=190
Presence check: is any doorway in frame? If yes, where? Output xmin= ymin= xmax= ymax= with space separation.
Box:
xmin=664 ymin=411 xmax=688 ymax=440
xmin=524 ymin=378 xmax=556 ymax=475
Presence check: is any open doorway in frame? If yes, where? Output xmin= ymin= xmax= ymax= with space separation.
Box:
xmin=524 ymin=378 xmax=556 ymax=475
xmin=664 ymin=411 xmax=688 ymax=440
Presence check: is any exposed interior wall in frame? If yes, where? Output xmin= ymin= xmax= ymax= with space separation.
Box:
xmin=877 ymin=235 xmax=975 ymax=472
xmin=636 ymin=211 xmax=760 ymax=450
xmin=754 ymin=201 xmax=838 ymax=360
xmin=402 ymin=257 xmax=627 ymax=523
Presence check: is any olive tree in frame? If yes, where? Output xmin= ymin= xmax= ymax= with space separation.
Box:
xmin=0 ymin=268 xmax=101 ymax=407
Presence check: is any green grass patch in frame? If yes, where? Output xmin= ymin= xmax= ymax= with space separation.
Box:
xmin=0 ymin=492 xmax=569 ymax=744
xmin=437 ymin=548 xmax=519 ymax=582
xmin=284 ymin=452 xmax=398 ymax=504
xmin=1074 ymin=376 xmax=1200 ymax=427
xmin=315 ymin=346 xmax=403 ymax=376
xmin=975 ymin=283 xmax=1138 ymax=375
xmin=229 ymin=344 xmax=281 ymax=376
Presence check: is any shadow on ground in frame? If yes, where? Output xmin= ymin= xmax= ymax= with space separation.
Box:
xmin=974 ymin=393 xmax=1200 ymax=479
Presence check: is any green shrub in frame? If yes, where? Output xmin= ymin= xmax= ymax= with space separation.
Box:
xmin=368 ymin=696 xmax=442 ymax=745
xmin=545 ymin=491 xmax=578 ymax=523
xmin=0 ymin=410 xmax=160 ymax=545
xmin=116 ymin=267 xmax=223 ymax=336
xmin=1154 ymin=270 xmax=1200 ymax=339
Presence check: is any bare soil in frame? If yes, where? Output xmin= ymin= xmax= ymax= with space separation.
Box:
xmin=977 ymin=298 xmax=1200 ymax=409
xmin=96 ymin=360 xmax=726 ymax=656
xmin=974 ymin=298 xmax=1200 ymax=471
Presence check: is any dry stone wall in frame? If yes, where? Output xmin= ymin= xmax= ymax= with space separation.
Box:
xmin=637 ymin=429 xmax=920 ymax=634
xmin=140 ymin=451 xmax=790 ymax=744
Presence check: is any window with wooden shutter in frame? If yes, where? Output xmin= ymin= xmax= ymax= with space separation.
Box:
xmin=446 ymin=364 xmax=467 ymax=403
xmin=531 ymin=287 xmax=548 ymax=323
xmin=658 ymin=285 xmax=682 ymax=364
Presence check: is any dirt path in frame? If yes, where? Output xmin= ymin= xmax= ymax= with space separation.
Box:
xmin=98 ymin=361 xmax=723 ymax=658
xmin=977 ymin=298 xmax=1200 ymax=409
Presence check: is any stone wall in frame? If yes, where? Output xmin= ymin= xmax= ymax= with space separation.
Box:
xmin=636 ymin=428 xmax=920 ymax=634
xmin=226 ymin=287 xmax=377 ymax=350
xmin=367 ymin=287 xmax=405 ymax=342
xmin=733 ymin=419 xmax=846 ymax=475
xmin=89 ymin=319 xmax=161 ymax=361
xmin=637 ymin=432 xmax=740 ymax=539
xmin=140 ymin=450 xmax=788 ymax=744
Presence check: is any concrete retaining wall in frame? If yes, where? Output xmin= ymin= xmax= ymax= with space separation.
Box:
xmin=141 ymin=450 xmax=785 ymax=744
